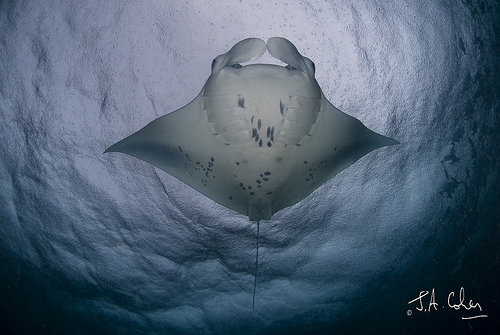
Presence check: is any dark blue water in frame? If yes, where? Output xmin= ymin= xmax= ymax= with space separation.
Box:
xmin=1 ymin=1 xmax=499 ymax=334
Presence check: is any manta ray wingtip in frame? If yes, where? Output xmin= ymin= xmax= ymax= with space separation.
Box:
xmin=382 ymin=135 xmax=400 ymax=147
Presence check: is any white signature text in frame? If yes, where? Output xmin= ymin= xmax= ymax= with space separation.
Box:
xmin=407 ymin=287 xmax=488 ymax=320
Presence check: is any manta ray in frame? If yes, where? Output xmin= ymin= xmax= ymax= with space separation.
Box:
xmin=105 ymin=37 xmax=398 ymax=307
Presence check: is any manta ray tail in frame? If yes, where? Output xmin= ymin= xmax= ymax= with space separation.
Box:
xmin=253 ymin=220 xmax=260 ymax=309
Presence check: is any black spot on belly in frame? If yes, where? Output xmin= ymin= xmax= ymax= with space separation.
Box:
xmin=264 ymin=171 xmax=271 ymax=175
xmin=267 ymin=141 xmax=272 ymax=147
xmin=258 ymin=119 xmax=262 ymax=130
xmin=259 ymin=139 xmax=263 ymax=147
xmin=279 ymin=101 xmax=285 ymax=116
xmin=304 ymin=161 xmax=308 ymax=164
xmin=238 ymin=97 xmax=245 ymax=108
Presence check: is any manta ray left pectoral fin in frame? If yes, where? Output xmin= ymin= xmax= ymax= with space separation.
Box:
xmin=104 ymin=92 xmax=253 ymax=219
xmin=104 ymin=94 xmax=207 ymax=182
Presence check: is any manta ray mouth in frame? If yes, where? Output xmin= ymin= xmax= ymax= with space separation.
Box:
xmin=211 ymin=37 xmax=316 ymax=78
